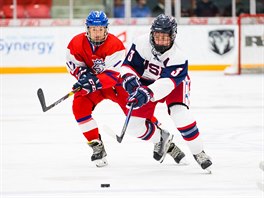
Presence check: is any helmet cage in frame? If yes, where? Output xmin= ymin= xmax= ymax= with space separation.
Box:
xmin=86 ymin=26 xmax=108 ymax=46
xmin=85 ymin=11 xmax=109 ymax=46
xmin=150 ymin=14 xmax=177 ymax=54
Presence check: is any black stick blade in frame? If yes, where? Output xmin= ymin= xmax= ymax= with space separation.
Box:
xmin=37 ymin=88 xmax=48 ymax=112
xmin=116 ymin=135 xmax=124 ymax=143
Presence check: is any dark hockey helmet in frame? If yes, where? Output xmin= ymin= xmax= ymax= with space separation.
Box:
xmin=85 ymin=11 xmax=109 ymax=46
xmin=150 ymin=14 xmax=177 ymax=54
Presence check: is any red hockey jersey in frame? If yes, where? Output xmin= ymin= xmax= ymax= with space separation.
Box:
xmin=66 ymin=32 xmax=126 ymax=89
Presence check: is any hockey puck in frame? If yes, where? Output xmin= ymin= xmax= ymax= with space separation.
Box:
xmin=101 ymin=184 xmax=110 ymax=188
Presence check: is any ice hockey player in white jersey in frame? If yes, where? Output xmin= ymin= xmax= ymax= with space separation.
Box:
xmin=121 ymin=14 xmax=213 ymax=171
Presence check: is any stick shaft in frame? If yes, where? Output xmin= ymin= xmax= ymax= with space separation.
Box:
xmin=116 ymin=104 xmax=134 ymax=143
xmin=37 ymin=87 xmax=80 ymax=112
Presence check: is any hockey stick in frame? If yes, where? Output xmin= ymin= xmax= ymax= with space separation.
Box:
xmin=37 ymin=87 xmax=81 ymax=112
xmin=116 ymin=103 xmax=134 ymax=143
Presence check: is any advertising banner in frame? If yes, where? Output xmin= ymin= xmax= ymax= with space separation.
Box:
xmin=0 ymin=25 xmax=239 ymax=72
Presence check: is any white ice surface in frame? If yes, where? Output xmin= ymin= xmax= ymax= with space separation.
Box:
xmin=1 ymin=71 xmax=263 ymax=198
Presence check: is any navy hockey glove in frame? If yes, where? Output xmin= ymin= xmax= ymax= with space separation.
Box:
xmin=73 ymin=72 xmax=102 ymax=94
xmin=122 ymin=74 xmax=141 ymax=94
xmin=127 ymin=86 xmax=153 ymax=109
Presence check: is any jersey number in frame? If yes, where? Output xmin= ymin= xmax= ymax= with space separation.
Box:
xmin=171 ymin=68 xmax=183 ymax=77
xmin=127 ymin=50 xmax=135 ymax=62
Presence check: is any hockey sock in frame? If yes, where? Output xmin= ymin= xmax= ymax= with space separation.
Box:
xmin=170 ymin=105 xmax=204 ymax=154
xmin=77 ymin=115 xmax=100 ymax=141
xmin=83 ymin=128 xmax=100 ymax=142
xmin=126 ymin=117 xmax=161 ymax=143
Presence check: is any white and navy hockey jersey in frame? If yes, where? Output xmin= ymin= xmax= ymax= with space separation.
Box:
xmin=121 ymin=34 xmax=188 ymax=102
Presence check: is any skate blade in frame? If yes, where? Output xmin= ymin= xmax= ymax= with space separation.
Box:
xmin=205 ymin=167 xmax=212 ymax=174
xmin=94 ymin=158 xmax=108 ymax=168
xmin=178 ymin=157 xmax=189 ymax=165
xmin=160 ymin=134 xmax=174 ymax=163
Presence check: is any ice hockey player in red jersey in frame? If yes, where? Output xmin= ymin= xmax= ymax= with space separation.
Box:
xmin=121 ymin=14 xmax=213 ymax=171
xmin=66 ymin=11 xmax=185 ymax=168
xmin=66 ymin=11 xmax=127 ymax=167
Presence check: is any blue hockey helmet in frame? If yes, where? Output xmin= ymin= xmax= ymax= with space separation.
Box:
xmin=85 ymin=10 xmax=109 ymax=27
xmin=85 ymin=11 xmax=109 ymax=46
xmin=150 ymin=14 xmax=177 ymax=54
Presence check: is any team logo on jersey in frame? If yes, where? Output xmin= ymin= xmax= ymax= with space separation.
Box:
xmin=92 ymin=59 xmax=105 ymax=74
xmin=208 ymin=29 xmax=234 ymax=55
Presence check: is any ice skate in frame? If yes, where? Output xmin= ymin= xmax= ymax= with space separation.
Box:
xmin=167 ymin=142 xmax=187 ymax=164
xmin=153 ymin=129 xmax=173 ymax=163
xmin=193 ymin=151 xmax=212 ymax=172
xmin=88 ymin=139 xmax=108 ymax=167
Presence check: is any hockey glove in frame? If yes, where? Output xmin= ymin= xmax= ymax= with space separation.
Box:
xmin=127 ymin=86 xmax=153 ymax=109
xmin=73 ymin=72 xmax=102 ymax=94
xmin=122 ymin=74 xmax=141 ymax=94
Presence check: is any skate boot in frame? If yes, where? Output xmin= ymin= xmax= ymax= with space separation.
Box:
xmin=193 ymin=151 xmax=212 ymax=171
xmin=167 ymin=142 xmax=186 ymax=164
xmin=88 ymin=139 xmax=108 ymax=167
xmin=153 ymin=129 xmax=173 ymax=163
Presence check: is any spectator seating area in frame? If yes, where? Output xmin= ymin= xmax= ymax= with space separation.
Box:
xmin=51 ymin=0 xmax=104 ymax=19
xmin=0 ymin=0 xmax=263 ymax=19
xmin=0 ymin=0 xmax=105 ymax=19
xmin=1 ymin=0 xmax=52 ymax=18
